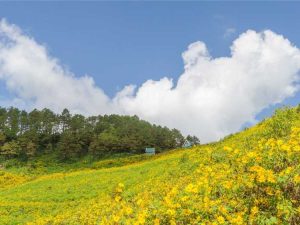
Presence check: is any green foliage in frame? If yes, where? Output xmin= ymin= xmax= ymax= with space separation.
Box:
xmin=186 ymin=135 xmax=200 ymax=146
xmin=0 ymin=132 xmax=6 ymax=145
xmin=263 ymin=107 xmax=300 ymax=138
xmin=0 ymin=141 xmax=21 ymax=159
xmin=0 ymin=107 xmax=188 ymax=162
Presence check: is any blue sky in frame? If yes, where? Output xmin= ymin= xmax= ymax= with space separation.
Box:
xmin=0 ymin=2 xmax=298 ymax=94
xmin=0 ymin=2 xmax=300 ymax=141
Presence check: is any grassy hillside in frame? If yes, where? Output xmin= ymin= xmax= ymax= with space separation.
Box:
xmin=1 ymin=106 xmax=300 ymax=224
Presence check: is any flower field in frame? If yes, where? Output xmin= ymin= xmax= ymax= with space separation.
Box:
xmin=1 ymin=107 xmax=300 ymax=224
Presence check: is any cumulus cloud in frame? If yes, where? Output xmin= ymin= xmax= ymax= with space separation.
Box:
xmin=114 ymin=30 xmax=300 ymax=142
xmin=0 ymin=19 xmax=300 ymax=142
xmin=0 ymin=19 xmax=113 ymax=115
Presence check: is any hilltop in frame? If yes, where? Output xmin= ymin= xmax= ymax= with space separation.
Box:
xmin=1 ymin=106 xmax=300 ymax=224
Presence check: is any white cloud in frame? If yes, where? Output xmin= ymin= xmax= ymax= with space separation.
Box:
xmin=224 ymin=27 xmax=236 ymax=38
xmin=114 ymin=30 xmax=300 ymax=142
xmin=0 ymin=19 xmax=113 ymax=115
xmin=0 ymin=19 xmax=300 ymax=143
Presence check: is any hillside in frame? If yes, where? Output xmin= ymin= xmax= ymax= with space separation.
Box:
xmin=1 ymin=106 xmax=300 ymax=224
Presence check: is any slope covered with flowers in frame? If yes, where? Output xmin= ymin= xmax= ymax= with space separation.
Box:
xmin=1 ymin=107 xmax=300 ymax=224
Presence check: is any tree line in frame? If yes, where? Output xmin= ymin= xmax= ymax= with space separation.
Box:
xmin=0 ymin=107 xmax=199 ymax=161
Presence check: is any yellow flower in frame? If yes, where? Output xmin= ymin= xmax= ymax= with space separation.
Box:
xmin=170 ymin=219 xmax=176 ymax=225
xmin=183 ymin=209 xmax=192 ymax=215
xmin=136 ymin=199 xmax=143 ymax=206
xmin=224 ymin=146 xmax=232 ymax=152
xmin=251 ymin=206 xmax=259 ymax=215
xmin=231 ymin=215 xmax=244 ymax=225
xmin=294 ymin=175 xmax=300 ymax=184
xmin=219 ymin=206 xmax=227 ymax=214
xmin=116 ymin=183 xmax=125 ymax=192
xmin=233 ymin=149 xmax=240 ymax=154
xmin=222 ymin=181 xmax=233 ymax=189
xmin=185 ymin=183 xmax=198 ymax=193
xmin=265 ymin=187 xmax=274 ymax=195
xmin=180 ymin=196 xmax=189 ymax=202
xmin=137 ymin=211 xmax=146 ymax=224
xmin=114 ymin=195 xmax=121 ymax=202
xmin=124 ymin=206 xmax=133 ymax=215
xmin=216 ymin=216 xmax=225 ymax=224
xmin=154 ymin=218 xmax=160 ymax=225
xmin=167 ymin=209 xmax=176 ymax=217
xmin=112 ymin=215 xmax=120 ymax=223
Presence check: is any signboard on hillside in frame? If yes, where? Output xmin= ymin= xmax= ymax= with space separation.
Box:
xmin=145 ymin=147 xmax=155 ymax=155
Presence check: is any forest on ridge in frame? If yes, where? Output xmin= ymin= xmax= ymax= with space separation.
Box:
xmin=0 ymin=107 xmax=199 ymax=162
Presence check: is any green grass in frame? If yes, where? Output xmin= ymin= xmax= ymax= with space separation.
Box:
xmin=0 ymin=148 xmax=192 ymax=224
